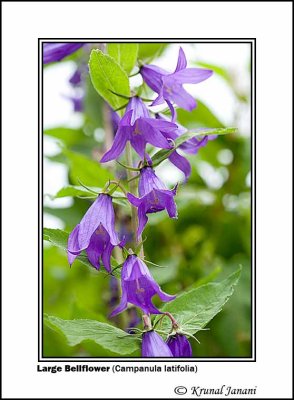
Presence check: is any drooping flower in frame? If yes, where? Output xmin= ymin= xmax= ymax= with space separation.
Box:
xmin=166 ymin=333 xmax=192 ymax=357
xmin=67 ymin=194 xmax=120 ymax=272
xmin=100 ymin=97 xmax=178 ymax=162
xmin=110 ymin=255 xmax=175 ymax=317
xmin=140 ymin=47 xmax=212 ymax=115
xmin=43 ymin=43 xmax=84 ymax=64
xmin=127 ymin=166 xmax=178 ymax=237
xmin=142 ymin=330 xmax=173 ymax=357
xmin=155 ymin=114 xmax=217 ymax=180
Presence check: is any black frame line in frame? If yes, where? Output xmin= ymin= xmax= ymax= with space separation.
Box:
xmin=38 ymin=38 xmax=256 ymax=362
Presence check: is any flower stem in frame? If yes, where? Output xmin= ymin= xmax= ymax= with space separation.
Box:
xmin=125 ymin=142 xmax=144 ymax=257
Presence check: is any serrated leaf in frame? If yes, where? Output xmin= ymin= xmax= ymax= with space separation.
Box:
xmin=63 ymin=149 xmax=114 ymax=186
xmin=89 ymin=49 xmax=130 ymax=110
xmin=156 ymin=267 xmax=242 ymax=334
xmin=107 ymin=43 xmax=138 ymax=74
xmin=151 ymin=127 xmax=237 ymax=167
xmin=44 ymin=315 xmax=140 ymax=355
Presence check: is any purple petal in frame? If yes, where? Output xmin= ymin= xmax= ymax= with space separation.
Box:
xmin=101 ymin=242 xmax=115 ymax=273
xmin=151 ymin=93 xmax=165 ymax=107
xmin=174 ymin=47 xmax=187 ymax=72
xmin=85 ymin=225 xmax=106 ymax=269
xmin=67 ymin=224 xmax=81 ymax=265
xmin=126 ymin=97 xmax=150 ymax=123
xmin=127 ymin=193 xmax=142 ymax=207
xmin=100 ymin=126 xmax=130 ymax=162
xmin=97 ymin=195 xmax=120 ymax=246
xmin=166 ymin=99 xmax=177 ymax=122
xmin=140 ymin=65 xmax=167 ymax=93
xmin=144 ymin=118 xmax=177 ymax=133
xmin=166 ymin=334 xmax=192 ymax=357
xmin=169 ymin=85 xmax=196 ymax=111
xmin=130 ymin=132 xmax=146 ymax=159
xmin=172 ymin=68 xmax=213 ymax=84
xmin=109 ymin=289 xmax=128 ymax=317
xmin=43 ymin=43 xmax=84 ymax=64
xmin=142 ymin=331 xmax=173 ymax=357
xmin=139 ymin=167 xmax=166 ymax=197
xmin=153 ymin=189 xmax=178 ymax=218
xmin=168 ymin=151 xmax=191 ymax=181
xmin=137 ymin=204 xmax=149 ymax=237
xmin=138 ymin=119 xmax=172 ymax=150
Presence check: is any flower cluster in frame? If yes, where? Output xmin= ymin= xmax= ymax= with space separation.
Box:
xmin=67 ymin=47 xmax=214 ymax=357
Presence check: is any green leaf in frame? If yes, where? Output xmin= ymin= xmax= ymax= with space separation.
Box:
xmin=177 ymin=100 xmax=224 ymax=128
xmin=44 ymin=127 xmax=85 ymax=147
xmin=151 ymin=127 xmax=237 ymax=167
xmin=156 ymin=267 xmax=242 ymax=334
xmin=51 ymin=185 xmax=130 ymax=208
xmin=107 ymin=43 xmax=138 ymax=74
xmin=44 ymin=315 xmax=140 ymax=355
xmin=138 ymin=43 xmax=166 ymax=62
xmin=89 ymin=49 xmax=130 ymax=110
xmin=63 ymin=149 xmax=114 ymax=186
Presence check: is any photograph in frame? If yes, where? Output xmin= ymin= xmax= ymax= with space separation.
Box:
xmin=42 ymin=41 xmax=253 ymax=359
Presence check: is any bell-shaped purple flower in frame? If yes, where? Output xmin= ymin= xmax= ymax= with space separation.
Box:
xmin=110 ymin=255 xmax=175 ymax=317
xmin=166 ymin=333 xmax=192 ymax=357
xmin=43 ymin=43 xmax=84 ymax=64
xmin=140 ymin=47 xmax=212 ymax=114
xmin=142 ymin=330 xmax=173 ymax=357
xmin=67 ymin=194 xmax=120 ymax=272
xmin=127 ymin=166 xmax=178 ymax=237
xmin=100 ymin=97 xmax=178 ymax=162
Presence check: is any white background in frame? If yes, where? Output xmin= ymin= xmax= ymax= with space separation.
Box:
xmin=2 ymin=1 xmax=293 ymax=399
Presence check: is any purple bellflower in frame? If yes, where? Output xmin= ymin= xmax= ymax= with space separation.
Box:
xmin=110 ymin=255 xmax=175 ymax=317
xmin=156 ymin=114 xmax=217 ymax=180
xmin=140 ymin=47 xmax=212 ymax=116
xmin=67 ymin=194 xmax=120 ymax=272
xmin=43 ymin=43 xmax=84 ymax=64
xmin=127 ymin=166 xmax=178 ymax=237
xmin=166 ymin=333 xmax=192 ymax=357
xmin=100 ymin=97 xmax=178 ymax=162
xmin=142 ymin=330 xmax=173 ymax=357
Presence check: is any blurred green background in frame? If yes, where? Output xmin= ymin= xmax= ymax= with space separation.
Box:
xmin=43 ymin=43 xmax=252 ymax=358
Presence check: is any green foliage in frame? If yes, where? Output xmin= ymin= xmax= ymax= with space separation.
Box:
xmin=156 ymin=268 xmax=241 ymax=334
xmin=89 ymin=49 xmax=130 ymax=110
xmin=107 ymin=43 xmax=138 ymax=74
xmin=138 ymin=43 xmax=166 ymax=62
xmin=52 ymin=185 xmax=129 ymax=208
xmin=177 ymin=100 xmax=224 ymax=128
xmin=63 ymin=148 xmax=114 ymax=186
xmin=44 ymin=315 xmax=140 ymax=355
